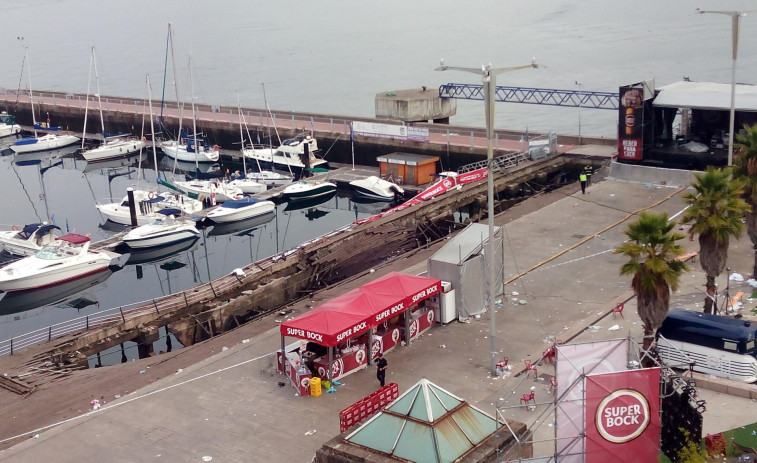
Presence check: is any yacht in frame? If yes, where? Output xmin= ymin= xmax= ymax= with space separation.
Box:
xmin=96 ymin=190 xmax=204 ymax=226
xmin=349 ymin=176 xmax=404 ymax=201
xmin=0 ymin=234 xmax=120 ymax=292
xmin=205 ymin=198 xmax=276 ymax=223
xmin=0 ymin=223 xmax=62 ymax=257
xmin=122 ymin=210 xmax=200 ymax=249
xmin=244 ymin=133 xmax=328 ymax=175
xmin=282 ymin=179 xmax=337 ymax=201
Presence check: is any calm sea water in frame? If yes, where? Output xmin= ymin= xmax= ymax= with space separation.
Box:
xmin=1 ymin=0 xmax=755 ymax=139
xmin=0 ymin=0 xmax=756 ymax=348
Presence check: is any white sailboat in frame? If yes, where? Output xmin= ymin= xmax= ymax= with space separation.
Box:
xmin=80 ymin=47 xmax=144 ymax=162
xmin=172 ymin=58 xmax=244 ymax=199
xmin=159 ymin=26 xmax=219 ymax=164
xmin=95 ymin=74 xmax=203 ymax=225
xmin=224 ymin=95 xmax=270 ymax=193
xmin=10 ymin=48 xmax=79 ymax=154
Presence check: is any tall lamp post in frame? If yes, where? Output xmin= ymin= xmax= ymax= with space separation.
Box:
xmin=435 ymin=59 xmax=537 ymax=375
xmin=696 ymin=8 xmax=747 ymax=166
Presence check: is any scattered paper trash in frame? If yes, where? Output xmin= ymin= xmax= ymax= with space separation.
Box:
xmin=332 ymin=380 xmax=341 ymax=386
xmin=32 ymin=433 xmax=39 ymax=439
xmin=588 ymin=325 xmax=601 ymax=332
xmin=326 ymin=387 xmax=337 ymax=393
xmin=730 ymin=273 xmax=745 ymax=282
xmin=511 ymin=291 xmax=519 ymax=296
xmin=114 ymin=394 xmax=121 ymax=399
xmin=175 ymin=369 xmax=183 ymax=375
xmin=305 ymin=429 xmax=317 ymax=436
xmin=222 ymin=346 xmax=228 ymax=351
xmin=91 ymin=399 xmax=100 ymax=411
xmin=608 ymin=324 xmax=620 ymax=331
xmin=202 ymin=456 xmax=213 ymax=462
xmin=139 ymin=370 xmax=146 ymax=375
xmin=242 ymin=339 xmax=250 ymax=344
xmin=519 ymin=300 xmax=527 ymax=305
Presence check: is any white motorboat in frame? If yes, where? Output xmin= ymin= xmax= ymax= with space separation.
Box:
xmin=0 ymin=112 xmax=21 ymax=138
xmin=242 ymin=168 xmax=293 ymax=187
xmin=96 ymin=190 xmax=204 ymax=226
xmin=0 ymin=234 xmax=118 ymax=292
xmin=244 ymin=133 xmax=328 ymax=175
xmin=122 ymin=209 xmax=200 ymax=249
xmin=282 ymin=179 xmax=337 ymax=201
xmin=10 ymin=49 xmax=80 ymax=154
xmin=172 ymin=179 xmax=243 ymax=203
xmin=205 ymin=198 xmax=276 ymax=223
xmin=207 ymin=210 xmax=275 ymax=236
xmin=0 ymin=223 xmax=62 ymax=257
xmin=349 ymin=176 xmax=404 ymax=201
xmin=82 ymin=137 xmax=145 ymax=162
xmin=225 ymin=173 xmax=266 ymax=194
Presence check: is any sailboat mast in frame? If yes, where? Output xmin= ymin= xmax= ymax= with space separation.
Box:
xmin=169 ymin=24 xmax=183 ymax=143
xmin=81 ymin=48 xmax=94 ymax=149
xmin=189 ymin=57 xmax=199 ymax=169
xmin=236 ymin=93 xmax=248 ymax=175
xmin=241 ymin=100 xmax=263 ymax=172
xmin=25 ymin=48 xmax=38 ymax=138
xmin=93 ymin=47 xmax=106 ymax=136
xmin=146 ymin=74 xmax=160 ymax=181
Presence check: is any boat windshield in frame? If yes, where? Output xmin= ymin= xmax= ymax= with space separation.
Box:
xmin=36 ymin=244 xmax=79 ymax=260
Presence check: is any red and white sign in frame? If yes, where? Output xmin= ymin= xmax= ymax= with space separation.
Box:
xmin=585 ymin=369 xmax=661 ymax=463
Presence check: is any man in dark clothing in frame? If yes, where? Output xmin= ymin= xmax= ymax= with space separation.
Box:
xmin=375 ymin=352 xmax=388 ymax=387
xmin=579 ymin=172 xmax=587 ymax=194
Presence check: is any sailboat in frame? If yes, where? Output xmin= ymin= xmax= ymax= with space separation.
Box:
xmin=236 ymin=95 xmax=292 ymax=187
xmin=95 ymin=74 xmax=204 ymax=226
xmin=0 ymin=112 xmax=21 ymax=138
xmin=80 ymin=47 xmax=144 ymax=162
xmin=224 ymin=96 xmax=269 ymax=194
xmin=158 ymin=25 xmax=219 ymax=164
xmin=10 ymin=48 xmax=79 ymax=154
xmin=172 ymin=58 xmax=243 ymax=201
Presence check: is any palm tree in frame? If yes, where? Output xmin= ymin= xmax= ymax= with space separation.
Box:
xmin=614 ymin=211 xmax=689 ymax=350
xmin=682 ymin=166 xmax=749 ymax=289
xmin=734 ymin=123 xmax=757 ymax=276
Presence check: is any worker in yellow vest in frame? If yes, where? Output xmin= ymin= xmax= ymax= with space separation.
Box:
xmin=579 ymin=172 xmax=587 ymax=194
xmin=583 ymin=165 xmax=593 ymax=186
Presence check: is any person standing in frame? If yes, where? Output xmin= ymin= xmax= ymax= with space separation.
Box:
xmin=703 ymin=285 xmax=718 ymax=315
xmin=583 ymin=165 xmax=593 ymax=186
xmin=375 ymin=352 xmax=388 ymax=387
xmin=579 ymin=172 xmax=587 ymax=194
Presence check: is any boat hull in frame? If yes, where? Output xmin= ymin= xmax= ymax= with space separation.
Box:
xmin=82 ymin=139 xmax=145 ymax=162
xmin=0 ymin=257 xmax=112 ymax=292
xmin=161 ymin=141 xmax=219 ymax=163
xmin=206 ymin=200 xmax=276 ymax=223
xmin=173 ymin=180 xmax=242 ymax=202
xmin=282 ymin=181 xmax=337 ymax=200
xmin=0 ymin=124 xmax=21 ymax=138
xmin=10 ymin=134 xmax=80 ymax=154
xmin=123 ymin=228 xmax=200 ymax=249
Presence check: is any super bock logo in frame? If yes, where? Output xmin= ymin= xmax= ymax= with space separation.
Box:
xmin=595 ymin=389 xmax=650 ymax=444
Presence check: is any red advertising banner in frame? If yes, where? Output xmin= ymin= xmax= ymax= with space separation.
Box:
xmin=618 ymin=85 xmax=644 ymax=160
xmin=585 ymin=368 xmax=661 ymax=463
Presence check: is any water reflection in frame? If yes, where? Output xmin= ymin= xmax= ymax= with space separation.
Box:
xmin=207 ymin=210 xmax=275 ymax=237
xmin=0 ymin=269 xmax=114 ymax=315
xmin=126 ymin=237 xmax=200 ymax=266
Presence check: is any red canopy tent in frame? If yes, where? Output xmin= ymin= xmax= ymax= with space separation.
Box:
xmin=280 ymin=273 xmax=442 ymax=347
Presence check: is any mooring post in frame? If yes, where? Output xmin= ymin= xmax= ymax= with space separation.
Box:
xmin=183 ymin=292 xmax=189 ymax=307
xmin=48 ymin=326 xmax=52 ymax=341
xmin=209 ymin=281 xmax=217 ymax=298
xmin=119 ymin=307 xmax=126 ymax=322
xmin=9 ymin=338 xmax=12 ymax=355
xmin=126 ymin=187 xmax=138 ymax=227
xmin=153 ymin=299 xmax=160 ymax=314
xmin=86 ymin=315 xmax=89 ymax=330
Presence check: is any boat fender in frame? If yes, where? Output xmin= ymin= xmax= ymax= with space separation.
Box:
xmin=11 ymin=225 xmax=19 ymax=231
xmin=148 ymin=191 xmax=155 ymax=200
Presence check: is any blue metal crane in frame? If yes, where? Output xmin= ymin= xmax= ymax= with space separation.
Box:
xmin=439 ymin=83 xmax=619 ymax=110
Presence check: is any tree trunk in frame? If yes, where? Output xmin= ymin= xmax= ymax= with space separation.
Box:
xmin=746 ymin=210 xmax=757 ymax=277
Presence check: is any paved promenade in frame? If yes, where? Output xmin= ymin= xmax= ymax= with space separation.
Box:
xmin=2 ymin=173 xmax=756 ymax=462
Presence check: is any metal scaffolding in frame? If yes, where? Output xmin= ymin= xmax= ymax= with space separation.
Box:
xmin=439 ymin=84 xmax=619 ymax=110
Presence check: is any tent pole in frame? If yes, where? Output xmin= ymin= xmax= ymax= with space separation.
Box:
xmin=404 ymin=311 xmax=411 ymax=346
xmin=328 ymin=347 xmax=333 ymax=381
xmin=368 ymin=329 xmax=374 ymax=365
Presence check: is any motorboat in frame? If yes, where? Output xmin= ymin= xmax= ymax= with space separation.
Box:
xmin=205 ymin=198 xmax=276 ymax=223
xmin=244 ymin=133 xmax=328 ymax=175
xmin=0 ymin=234 xmax=120 ymax=292
xmin=349 ymin=176 xmax=404 ymax=201
xmin=96 ymin=190 xmax=204 ymax=226
xmin=0 ymin=223 xmax=62 ymax=257
xmin=225 ymin=173 xmax=267 ymax=194
xmin=122 ymin=209 xmax=200 ymax=249
xmin=126 ymin=236 xmax=200 ymax=266
xmin=0 ymin=268 xmax=113 ymax=316
xmin=172 ymin=179 xmax=243 ymax=203
xmin=242 ymin=169 xmax=293 ymax=187
xmin=0 ymin=112 xmax=21 ymax=138
xmin=282 ymin=179 xmax=337 ymax=201
xmin=283 ymin=191 xmax=335 ymax=212
xmin=82 ymin=137 xmax=145 ymax=162
xmin=207 ymin=210 xmax=275 ymax=236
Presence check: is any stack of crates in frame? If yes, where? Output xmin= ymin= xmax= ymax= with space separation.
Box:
xmin=310 ymin=377 xmax=322 ymax=397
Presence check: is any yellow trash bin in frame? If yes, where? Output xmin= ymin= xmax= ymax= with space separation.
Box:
xmin=310 ymin=377 xmax=322 ymax=397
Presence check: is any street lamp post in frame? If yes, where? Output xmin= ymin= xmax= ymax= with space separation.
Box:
xmin=575 ymin=80 xmax=582 ymax=145
xmin=697 ymin=8 xmax=747 ymax=166
xmin=436 ymin=59 xmax=537 ymax=376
